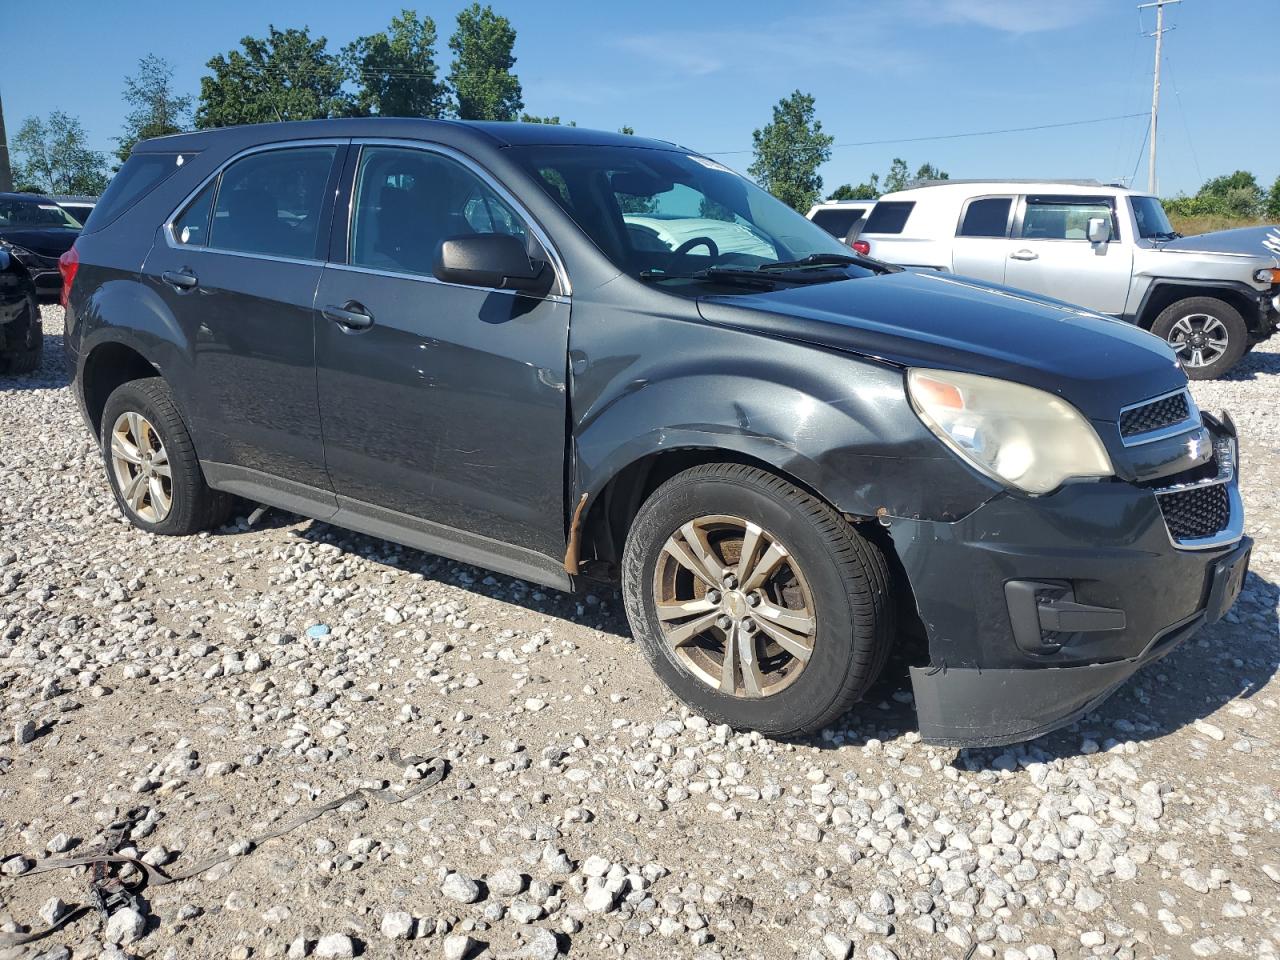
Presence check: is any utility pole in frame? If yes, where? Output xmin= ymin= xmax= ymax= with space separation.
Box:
xmin=0 ymin=84 xmax=12 ymax=193
xmin=1139 ymin=0 xmax=1180 ymax=194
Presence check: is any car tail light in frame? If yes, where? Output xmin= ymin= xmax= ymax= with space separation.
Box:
xmin=59 ymin=245 xmax=79 ymax=307
xmin=851 ymin=240 xmax=871 ymax=256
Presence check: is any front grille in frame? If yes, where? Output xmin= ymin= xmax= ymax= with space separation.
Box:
xmin=1120 ymin=392 xmax=1191 ymax=439
xmin=1157 ymin=483 xmax=1231 ymax=542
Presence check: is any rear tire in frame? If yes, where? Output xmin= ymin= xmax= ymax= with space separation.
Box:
xmin=0 ymin=292 xmax=42 ymax=375
xmin=100 ymin=377 xmax=235 ymax=535
xmin=621 ymin=463 xmax=895 ymax=737
xmin=1149 ymin=296 xmax=1248 ymax=380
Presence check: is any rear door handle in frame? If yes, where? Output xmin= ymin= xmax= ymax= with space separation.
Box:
xmin=322 ymin=301 xmax=375 ymax=330
xmin=1009 ymin=250 xmax=1039 ymax=261
xmin=161 ymin=269 xmax=198 ymax=290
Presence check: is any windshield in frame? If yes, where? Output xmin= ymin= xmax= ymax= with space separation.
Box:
xmin=0 ymin=197 xmax=81 ymax=229
xmin=509 ymin=145 xmax=864 ymax=285
xmin=1130 ymin=195 xmax=1176 ymax=239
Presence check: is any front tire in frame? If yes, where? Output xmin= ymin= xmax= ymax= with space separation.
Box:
xmin=621 ymin=463 xmax=895 ymax=737
xmin=1149 ymin=296 xmax=1247 ymax=380
xmin=100 ymin=377 xmax=234 ymax=535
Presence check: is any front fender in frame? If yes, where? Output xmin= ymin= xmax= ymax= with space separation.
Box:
xmin=571 ymin=320 xmax=998 ymax=523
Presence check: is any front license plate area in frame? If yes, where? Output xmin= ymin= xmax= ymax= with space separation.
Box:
xmin=1205 ymin=540 xmax=1251 ymax=624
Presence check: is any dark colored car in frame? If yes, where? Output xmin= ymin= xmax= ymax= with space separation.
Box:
xmin=0 ymin=246 xmax=41 ymax=373
xmin=0 ymin=192 xmax=82 ymax=300
xmin=64 ymin=120 xmax=1250 ymax=747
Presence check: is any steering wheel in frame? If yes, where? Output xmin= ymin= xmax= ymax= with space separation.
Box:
xmin=672 ymin=236 xmax=719 ymax=261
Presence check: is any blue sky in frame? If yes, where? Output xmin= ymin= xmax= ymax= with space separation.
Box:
xmin=4 ymin=0 xmax=1277 ymax=197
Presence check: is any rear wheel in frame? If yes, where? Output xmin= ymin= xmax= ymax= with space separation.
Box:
xmin=621 ymin=463 xmax=894 ymax=737
xmin=0 ymin=292 xmax=42 ymax=375
xmin=1149 ymin=296 xmax=1247 ymax=380
xmin=100 ymin=377 xmax=234 ymax=535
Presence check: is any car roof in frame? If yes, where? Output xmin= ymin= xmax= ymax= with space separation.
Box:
xmin=878 ymin=180 xmax=1150 ymax=200
xmin=0 ymin=192 xmax=59 ymax=204
xmin=133 ymin=118 xmax=685 ymax=156
xmin=49 ymin=195 xmax=98 ymax=203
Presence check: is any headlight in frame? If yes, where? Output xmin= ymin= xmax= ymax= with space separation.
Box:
xmin=907 ymin=369 xmax=1113 ymax=495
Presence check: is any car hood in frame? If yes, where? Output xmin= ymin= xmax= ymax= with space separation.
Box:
xmin=696 ymin=270 xmax=1184 ymax=421
xmin=1155 ymin=225 xmax=1280 ymax=264
xmin=0 ymin=227 xmax=79 ymax=260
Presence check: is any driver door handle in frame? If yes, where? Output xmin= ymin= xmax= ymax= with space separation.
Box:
xmin=162 ymin=269 xmax=198 ymax=290
xmin=1009 ymin=249 xmax=1039 ymax=261
xmin=323 ymin=301 xmax=375 ymax=330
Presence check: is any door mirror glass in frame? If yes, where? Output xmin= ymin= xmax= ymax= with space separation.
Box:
xmin=1086 ymin=217 xmax=1112 ymax=244
xmin=434 ymin=233 xmax=546 ymax=291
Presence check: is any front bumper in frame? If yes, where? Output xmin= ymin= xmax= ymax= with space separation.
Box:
xmin=889 ymin=415 xmax=1247 ymax=747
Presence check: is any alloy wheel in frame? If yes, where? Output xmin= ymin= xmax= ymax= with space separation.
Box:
xmin=109 ymin=411 xmax=173 ymax=523
xmin=652 ymin=515 xmax=816 ymax=698
xmin=1166 ymin=313 xmax=1229 ymax=369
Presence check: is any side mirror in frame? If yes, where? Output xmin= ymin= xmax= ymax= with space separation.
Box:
xmin=434 ymin=234 xmax=547 ymax=291
xmin=1086 ymin=217 xmax=1112 ymax=244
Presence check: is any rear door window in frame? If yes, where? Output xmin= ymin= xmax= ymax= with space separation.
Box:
xmin=208 ymin=146 xmax=337 ymax=260
xmin=83 ymin=153 xmax=197 ymax=233
xmin=862 ymin=201 xmax=915 ymax=235
xmin=811 ymin=207 xmax=865 ymax=238
xmin=171 ymin=181 xmax=216 ymax=246
xmin=957 ymin=197 xmax=1012 ymax=238
xmin=1019 ymin=196 xmax=1119 ymax=241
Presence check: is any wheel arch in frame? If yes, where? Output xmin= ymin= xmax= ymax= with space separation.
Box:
xmin=1134 ymin=279 xmax=1258 ymax=331
xmin=80 ymin=339 xmax=163 ymax=438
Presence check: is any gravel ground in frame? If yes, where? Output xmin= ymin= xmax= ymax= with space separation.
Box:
xmin=1 ymin=306 xmax=1278 ymax=960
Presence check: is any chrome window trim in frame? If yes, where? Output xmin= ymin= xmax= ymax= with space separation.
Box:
xmin=325 ymin=260 xmax=568 ymax=303
xmin=346 ymin=138 xmax=572 ymax=297
xmin=162 ymin=138 xmax=348 ymax=262
xmin=1117 ymin=387 xmax=1201 ymax=447
xmin=1153 ymin=434 xmax=1243 ymax=550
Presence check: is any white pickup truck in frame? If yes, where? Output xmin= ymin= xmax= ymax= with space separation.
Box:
xmin=853 ymin=180 xmax=1280 ymax=379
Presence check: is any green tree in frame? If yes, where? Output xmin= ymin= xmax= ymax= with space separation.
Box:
xmin=448 ymin=4 xmax=523 ymax=121
xmin=196 ymin=27 xmax=347 ymax=128
xmin=519 ymin=114 xmax=575 ymax=125
xmin=1266 ymin=175 xmax=1280 ymax=221
xmin=913 ymin=161 xmax=949 ymax=183
xmin=882 ymin=158 xmax=910 ymax=193
xmin=748 ymin=90 xmax=833 ymax=211
xmin=828 ymin=177 xmax=879 ymax=201
xmin=619 ymin=125 xmax=635 ymax=135
xmin=12 ymin=112 xmax=108 ymax=195
xmin=345 ymin=9 xmax=447 ymax=118
xmin=116 ymin=55 xmax=192 ymax=164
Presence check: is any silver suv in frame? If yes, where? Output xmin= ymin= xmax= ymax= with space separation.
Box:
xmin=856 ymin=180 xmax=1280 ymax=378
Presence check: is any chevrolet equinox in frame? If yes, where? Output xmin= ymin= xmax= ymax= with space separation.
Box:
xmin=64 ymin=120 xmax=1250 ymax=746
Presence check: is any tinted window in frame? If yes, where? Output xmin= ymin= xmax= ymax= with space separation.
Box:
xmin=811 ymin=208 xmax=865 ymax=238
xmin=862 ymin=201 xmax=915 ymax=235
xmin=84 ymin=153 xmax=195 ymax=233
xmin=957 ymin=198 xmax=1011 ymax=238
xmin=172 ymin=182 xmax=215 ymax=246
xmin=1020 ymin=197 xmax=1117 ymax=241
xmin=349 ymin=146 xmax=527 ymax=277
xmin=209 ymin=147 xmax=336 ymax=259
xmin=0 ymin=197 xmax=80 ymax=228
xmin=1131 ymin=196 xmax=1176 ymax=239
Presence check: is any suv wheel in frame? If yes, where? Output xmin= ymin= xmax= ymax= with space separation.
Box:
xmin=1150 ymin=296 xmax=1247 ymax=380
xmin=621 ymin=463 xmax=894 ymax=737
xmin=0 ymin=292 xmax=42 ymax=375
xmin=100 ymin=377 xmax=235 ymax=535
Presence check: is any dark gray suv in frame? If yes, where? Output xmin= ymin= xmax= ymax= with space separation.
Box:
xmin=65 ymin=119 xmax=1250 ymax=746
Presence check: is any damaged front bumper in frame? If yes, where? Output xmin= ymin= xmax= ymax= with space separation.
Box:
xmin=888 ymin=414 xmax=1248 ymax=748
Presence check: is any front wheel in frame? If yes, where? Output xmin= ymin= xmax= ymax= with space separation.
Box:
xmin=621 ymin=463 xmax=895 ymax=737
xmin=1149 ymin=296 xmax=1248 ymax=380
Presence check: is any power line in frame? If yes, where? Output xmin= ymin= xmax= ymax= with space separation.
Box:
xmin=1138 ymin=0 xmax=1181 ymax=193
xmin=702 ymin=112 xmax=1149 ymax=157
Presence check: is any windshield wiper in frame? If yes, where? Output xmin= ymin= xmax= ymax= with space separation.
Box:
xmin=1149 ymin=231 xmax=1182 ymax=241
xmin=638 ymin=268 xmax=782 ymax=289
xmin=758 ymin=252 xmax=895 ymax=274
